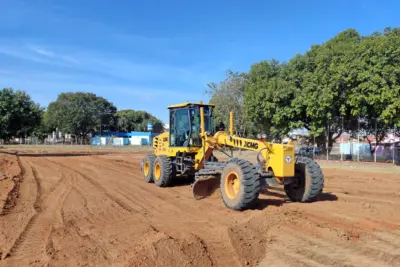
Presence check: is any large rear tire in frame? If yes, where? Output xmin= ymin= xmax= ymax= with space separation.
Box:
xmin=284 ymin=156 xmax=324 ymax=202
xmin=142 ymin=154 xmax=155 ymax=183
xmin=153 ymin=156 xmax=174 ymax=187
xmin=220 ymin=158 xmax=260 ymax=210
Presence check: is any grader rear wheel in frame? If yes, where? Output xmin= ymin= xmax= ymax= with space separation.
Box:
xmin=142 ymin=154 xmax=155 ymax=183
xmin=284 ymin=156 xmax=324 ymax=202
xmin=220 ymin=158 xmax=260 ymax=210
xmin=153 ymin=156 xmax=175 ymax=187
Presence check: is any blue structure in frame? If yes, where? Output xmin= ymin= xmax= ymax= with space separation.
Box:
xmin=91 ymin=131 xmax=160 ymax=146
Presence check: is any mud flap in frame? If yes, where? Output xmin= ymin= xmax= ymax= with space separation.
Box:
xmin=191 ymin=176 xmax=221 ymax=200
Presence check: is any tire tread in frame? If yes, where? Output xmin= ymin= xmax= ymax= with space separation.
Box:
xmin=154 ymin=156 xmax=174 ymax=187
xmin=221 ymin=157 xmax=260 ymax=210
xmin=284 ymin=156 xmax=324 ymax=202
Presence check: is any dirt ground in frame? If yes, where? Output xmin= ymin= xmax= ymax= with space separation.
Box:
xmin=0 ymin=148 xmax=400 ymax=267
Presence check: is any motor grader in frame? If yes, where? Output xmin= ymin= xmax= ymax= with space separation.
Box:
xmin=141 ymin=102 xmax=324 ymax=210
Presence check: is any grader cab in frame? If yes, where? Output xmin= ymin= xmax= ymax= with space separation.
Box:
xmin=141 ymin=102 xmax=324 ymax=210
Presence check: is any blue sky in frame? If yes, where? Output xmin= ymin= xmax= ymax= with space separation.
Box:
xmin=0 ymin=0 xmax=398 ymax=123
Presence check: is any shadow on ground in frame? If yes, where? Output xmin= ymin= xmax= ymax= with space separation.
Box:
xmin=252 ymin=198 xmax=287 ymax=210
xmin=253 ymin=191 xmax=339 ymax=210
xmin=317 ymin=192 xmax=339 ymax=201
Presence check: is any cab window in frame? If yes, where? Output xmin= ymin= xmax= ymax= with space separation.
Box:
xmin=170 ymin=108 xmax=190 ymax=147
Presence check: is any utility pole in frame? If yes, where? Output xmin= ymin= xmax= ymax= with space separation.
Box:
xmin=341 ymin=117 xmax=344 ymax=161
xmin=326 ymin=122 xmax=329 ymax=161
xmin=357 ymin=117 xmax=360 ymax=162
xmin=393 ymin=127 xmax=396 ymax=165
xmin=313 ymin=135 xmax=316 ymax=159
xmin=374 ymin=118 xmax=377 ymax=163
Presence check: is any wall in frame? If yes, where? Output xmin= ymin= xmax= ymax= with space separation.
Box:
xmin=130 ymin=135 xmax=150 ymax=145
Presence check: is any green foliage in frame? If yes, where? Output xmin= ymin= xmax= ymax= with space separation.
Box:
xmin=244 ymin=59 xmax=296 ymax=140
xmin=241 ymin=27 xmax=400 ymax=149
xmin=46 ymin=92 xmax=117 ymax=138
xmin=31 ymin=111 xmax=52 ymax=140
xmin=347 ymin=27 xmax=400 ymax=150
xmin=206 ymin=70 xmax=253 ymax=137
xmin=0 ymin=88 xmax=43 ymax=140
xmin=289 ymin=29 xmax=362 ymax=147
xmin=116 ymin=109 xmax=163 ymax=133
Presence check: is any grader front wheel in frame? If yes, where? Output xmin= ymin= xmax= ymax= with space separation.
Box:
xmin=284 ymin=156 xmax=324 ymax=202
xmin=220 ymin=158 xmax=260 ymax=210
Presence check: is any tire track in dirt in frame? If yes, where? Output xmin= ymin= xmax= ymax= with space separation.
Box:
xmin=68 ymin=156 xmax=238 ymax=227
xmin=43 ymin=158 xmax=160 ymax=266
xmin=30 ymin=166 xmax=42 ymax=212
xmin=47 ymin=156 xmax=251 ymax=267
xmin=4 ymin=157 xmax=72 ymax=267
xmin=3 ymin=151 xmax=400 ymax=267
xmin=256 ymin=203 xmax=400 ymax=267
xmin=46 ymin=157 xmax=139 ymax=215
xmin=0 ymin=157 xmax=37 ymax=260
xmin=60 ymin=157 xmax=217 ymax=220
xmin=279 ymin=227 xmax=397 ymax=267
xmin=0 ymin=154 xmax=24 ymax=216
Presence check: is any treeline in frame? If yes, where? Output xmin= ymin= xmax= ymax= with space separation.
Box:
xmin=0 ymin=90 xmax=163 ymax=142
xmin=208 ymin=27 xmax=400 ymax=152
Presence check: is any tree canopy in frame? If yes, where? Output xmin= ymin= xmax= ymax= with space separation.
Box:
xmin=46 ymin=92 xmax=117 ymax=138
xmin=206 ymin=70 xmax=254 ymax=137
xmin=116 ymin=109 xmax=164 ymax=133
xmin=240 ymin=27 xmax=400 ymax=149
xmin=0 ymin=88 xmax=43 ymax=140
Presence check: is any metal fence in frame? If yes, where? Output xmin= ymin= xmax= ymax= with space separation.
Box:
xmin=294 ymin=118 xmax=400 ymax=165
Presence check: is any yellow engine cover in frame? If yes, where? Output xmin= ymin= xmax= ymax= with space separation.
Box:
xmin=266 ymin=144 xmax=295 ymax=177
xmin=152 ymin=132 xmax=201 ymax=157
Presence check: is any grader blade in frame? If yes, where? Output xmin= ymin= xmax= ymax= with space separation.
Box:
xmin=191 ymin=176 xmax=220 ymax=200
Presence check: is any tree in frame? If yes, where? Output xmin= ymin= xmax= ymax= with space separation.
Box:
xmin=116 ymin=109 xmax=164 ymax=133
xmin=347 ymin=27 xmax=400 ymax=152
xmin=31 ymin=111 xmax=52 ymax=141
xmin=116 ymin=109 xmax=137 ymax=132
xmin=47 ymin=92 xmax=117 ymax=141
xmin=207 ymin=70 xmax=252 ymax=137
xmin=244 ymin=59 xmax=296 ymax=141
xmin=0 ymin=88 xmax=43 ymax=141
xmin=243 ymin=27 xmax=400 ymax=152
xmin=289 ymin=29 xmax=362 ymax=150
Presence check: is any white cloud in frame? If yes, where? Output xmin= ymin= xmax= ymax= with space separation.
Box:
xmin=33 ymin=48 xmax=55 ymax=57
xmin=0 ymin=40 xmax=213 ymax=87
xmin=0 ymin=68 xmax=207 ymax=102
xmin=28 ymin=45 xmax=80 ymax=65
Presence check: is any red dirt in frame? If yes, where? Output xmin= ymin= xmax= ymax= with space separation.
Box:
xmin=0 ymin=150 xmax=400 ymax=267
xmin=0 ymin=154 xmax=22 ymax=215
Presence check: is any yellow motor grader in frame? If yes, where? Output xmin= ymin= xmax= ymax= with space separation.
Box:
xmin=141 ymin=102 xmax=324 ymax=210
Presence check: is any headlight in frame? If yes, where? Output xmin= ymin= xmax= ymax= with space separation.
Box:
xmin=261 ymin=133 xmax=267 ymax=139
xmin=257 ymin=134 xmax=262 ymax=139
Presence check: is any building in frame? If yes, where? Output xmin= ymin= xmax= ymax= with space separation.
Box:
xmin=91 ymin=131 xmax=159 ymax=146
